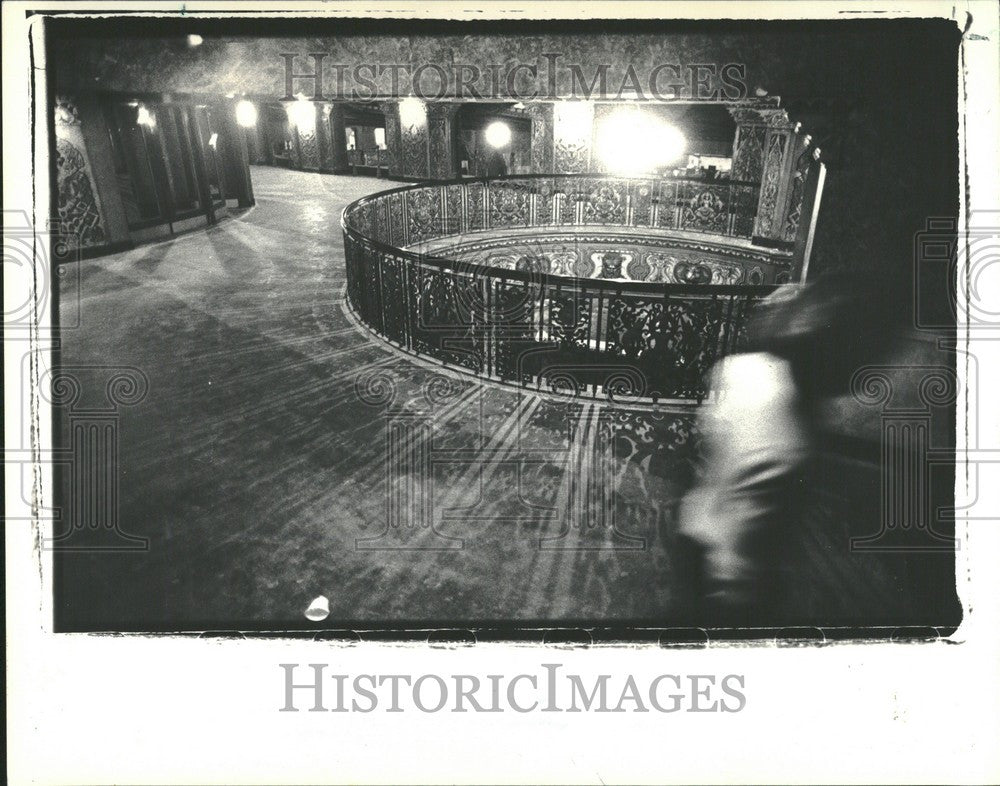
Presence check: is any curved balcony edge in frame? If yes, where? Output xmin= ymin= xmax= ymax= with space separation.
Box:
xmin=341 ymin=175 xmax=785 ymax=404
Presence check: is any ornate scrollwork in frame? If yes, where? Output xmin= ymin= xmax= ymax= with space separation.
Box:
xmin=755 ymin=132 xmax=789 ymax=237
xmin=407 ymin=188 xmax=442 ymax=243
xmin=583 ymin=182 xmax=626 ymax=224
xmin=549 ymin=290 xmax=593 ymax=348
xmin=681 ymin=188 xmax=727 ymax=232
xmin=488 ymin=182 xmax=531 ymax=228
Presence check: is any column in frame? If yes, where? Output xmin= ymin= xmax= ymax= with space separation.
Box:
xmin=216 ymin=101 xmax=254 ymax=207
xmin=382 ymin=98 xmax=431 ymax=179
xmin=426 ymin=102 xmax=460 ymax=180
xmin=289 ymin=100 xmax=322 ymax=171
xmin=54 ymin=93 xmax=123 ymax=253
xmin=728 ymin=107 xmax=798 ymax=242
xmin=326 ymin=102 xmax=349 ymax=173
xmin=381 ymin=101 xmax=402 ymax=177
xmin=524 ymin=102 xmax=554 ymax=174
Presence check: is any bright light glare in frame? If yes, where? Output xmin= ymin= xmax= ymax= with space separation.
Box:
xmin=187 ymin=34 xmax=204 ymax=47
xmin=398 ymin=97 xmax=426 ymax=130
xmin=554 ymin=101 xmax=594 ymax=141
xmin=484 ymin=121 xmax=512 ymax=149
xmin=596 ymin=109 xmax=686 ymax=174
xmin=287 ymin=98 xmax=316 ymax=134
xmin=235 ymin=100 xmax=258 ymax=128
xmin=136 ymin=105 xmax=156 ymax=129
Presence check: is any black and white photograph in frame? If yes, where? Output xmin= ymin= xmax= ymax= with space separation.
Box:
xmin=4 ymin=1 xmax=1000 ymax=783
xmin=42 ymin=12 xmax=965 ymax=634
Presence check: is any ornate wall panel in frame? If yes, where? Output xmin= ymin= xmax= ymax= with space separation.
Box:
xmin=392 ymin=98 xmax=429 ymax=179
xmin=381 ymin=102 xmax=401 ymax=176
xmin=293 ymin=103 xmax=321 ymax=170
xmin=629 ymin=180 xmax=654 ymax=228
xmin=753 ymin=129 xmax=790 ymax=238
xmin=466 ymin=181 xmax=486 ymax=231
xmin=680 ymin=184 xmax=731 ymax=233
xmin=488 ymin=181 xmax=532 ymax=229
xmin=525 ymin=102 xmax=554 ymax=174
xmin=405 ymin=187 xmax=443 ymax=244
xmin=782 ymin=139 xmax=815 ymax=243
xmin=54 ymin=95 xmax=107 ymax=249
xmin=401 ymin=126 xmax=428 ymax=178
xmin=431 ymin=232 xmax=788 ymax=284
xmin=316 ymin=103 xmax=334 ymax=170
xmin=444 ymin=184 xmax=464 ymax=236
xmin=427 ymin=103 xmax=459 ymax=180
xmin=730 ymin=124 xmax=766 ymax=182
xmin=581 ymin=179 xmax=628 ymax=225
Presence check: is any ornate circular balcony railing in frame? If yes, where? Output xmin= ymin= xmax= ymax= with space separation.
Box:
xmin=342 ymin=174 xmax=786 ymax=403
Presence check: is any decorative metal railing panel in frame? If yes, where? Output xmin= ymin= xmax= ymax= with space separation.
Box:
xmin=343 ymin=174 xmax=777 ymax=403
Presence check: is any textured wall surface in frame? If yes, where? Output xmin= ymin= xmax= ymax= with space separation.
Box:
xmin=54 ymin=96 xmax=108 ymax=249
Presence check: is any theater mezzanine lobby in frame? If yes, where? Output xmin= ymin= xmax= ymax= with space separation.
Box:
xmin=57 ymin=163 xmax=946 ymax=631
xmin=58 ymin=164 xmax=694 ymax=626
xmin=47 ymin=20 xmax=961 ymax=633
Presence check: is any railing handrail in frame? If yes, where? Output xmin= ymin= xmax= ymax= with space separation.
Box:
xmin=340 ymin=174 xmax=781 ymax=403
xmin=341 ymin=173 xmax=771 ymax=297
xmin=342 ymin=171 xmax=761 ymax=218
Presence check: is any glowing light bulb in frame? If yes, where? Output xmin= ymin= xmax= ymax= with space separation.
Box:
xmin=287 ymin=98 xmax=316 ymax=134
xmin=554 ymin=101 xmax=594 ymax=141
xmin=398 ymin=97 xmax=426 ymax=131
xmin=484 ymin=121 xmax=512 ymax=149
xmin=596 ymin=108 xmax=686 ymax=174
xmin=235 ymin=100 xmax=258 ymax=128
xmin=136 ymin=105 xmax=156 ymax=129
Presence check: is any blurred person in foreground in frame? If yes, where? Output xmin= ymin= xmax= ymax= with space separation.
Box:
xmin=678 ymin=272 xmax=903 ymax=626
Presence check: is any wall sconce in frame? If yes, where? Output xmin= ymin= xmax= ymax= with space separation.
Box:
xmin=398 ymin=97 xmax=426 ymax=132
xmin=235 ymin=99 xmax=258 ymax=128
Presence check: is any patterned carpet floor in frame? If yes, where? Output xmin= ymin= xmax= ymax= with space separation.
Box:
xmin=53 ymin=166 xmax=958 ymax=633
xmin=54 ymin=167 xmax=704 ymax=630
